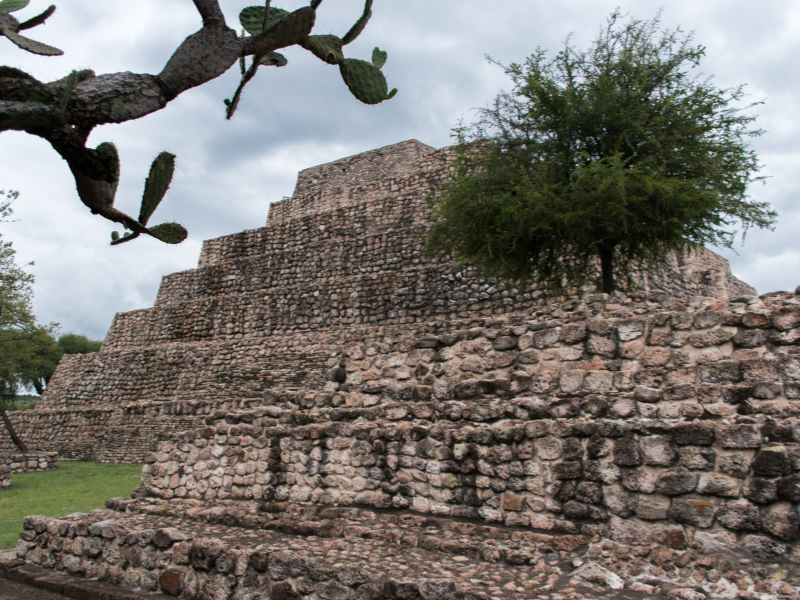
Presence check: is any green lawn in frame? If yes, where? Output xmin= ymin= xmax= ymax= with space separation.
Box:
xmin=0 ymin=462 xmax=142 ymax=548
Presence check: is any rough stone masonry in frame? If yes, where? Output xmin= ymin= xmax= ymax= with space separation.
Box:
xmin=5 ymin=140 xmax=800 ymax=600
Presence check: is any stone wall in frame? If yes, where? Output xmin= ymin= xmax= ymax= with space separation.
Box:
xmin=0 ymin=140 xmax=758 ymax=462
xmin=135 ymin=289 xmax=800 ymax=561
xmin=0 ymin=452 xmax=59 ymax=473
xmin=0 ymin=452 xmax=59 ymax=488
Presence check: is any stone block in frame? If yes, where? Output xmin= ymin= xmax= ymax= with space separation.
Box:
xmin=715 ymin=424 xmax=762 ymax=449
xmin=752 ymin=445 xmax=792 ymax=477
xmin=669 ymin=497 xmax=717 ymax=528
xmin=559 ymin=370 xmax=585 ymax=394
xmin=743 ymin=478 xmax=778 ymax=504
xmin=672 ymin=423 xmax=715 ymax=446
xmin=655 ymin=469 xmax=698 ymax=496
xmin=636 ymin=497 xmax=670 ymax=521
xmin=641 ymin=436 xmax=677 ymax=467
xmin=583 ymin=370 xmax=614 ymax=392
xmin=760 ymin=505 xmax=800 ymax=541
xmin=698 ymin=361 xmax=740 ymax=383
xmin=696 ymin=474 xmax=740 ymax=498
xmin=500 ymin=492 xmax=525 ymax=512
xmin=677 ymin=446 xmax=716 ymax=471
xmin=716 ymin=500 xmax=760 ymax=531
xmin=612 ymin=438 xmax=642 ymax=467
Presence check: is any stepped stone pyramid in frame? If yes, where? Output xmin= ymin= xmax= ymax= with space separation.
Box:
xmin=5 ymin=141 xmax=800 ymax=599
xmin=1 ymin=140 xmax=754 ymax=461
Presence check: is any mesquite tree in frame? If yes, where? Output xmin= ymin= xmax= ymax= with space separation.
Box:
xmin=426 ymin=11 xmax=775 ymax=295
xmin=0 ymin=0 xmax=396 ymax=246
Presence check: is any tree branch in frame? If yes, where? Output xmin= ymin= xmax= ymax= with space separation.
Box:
xmin=192 ymin=0 xmax=225 ymax=27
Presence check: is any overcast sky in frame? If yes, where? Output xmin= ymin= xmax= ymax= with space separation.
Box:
xmin=1 ymin=0 xmax=798 ymax=341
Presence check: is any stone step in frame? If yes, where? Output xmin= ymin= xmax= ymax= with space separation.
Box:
xmin=14 ymin=504 xmax=679 ymax=600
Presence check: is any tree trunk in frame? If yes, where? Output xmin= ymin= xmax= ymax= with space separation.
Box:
xmin=598 ymin=245 xmax=615 ymax=294
xmin=33 ymin=378 xmax=43 ymax=396
xmin=0 ymin=402 xmax=29 ymax=453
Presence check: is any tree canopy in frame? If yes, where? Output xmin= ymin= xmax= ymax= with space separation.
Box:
xmin=425 ymin=11 xmax=776 ymax=295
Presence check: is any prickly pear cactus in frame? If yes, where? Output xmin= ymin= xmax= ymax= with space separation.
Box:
xmin=372 ymin=47 xmax=387 ymax=70
xmin=306 ymin=35 xmax=344 ymax=65
xmin=0 ymin=2 xmax=63 ymax=56
xmin=0 ymin=0 xmax=30 ymax=13
xmin=148 ymin=223 xmax=188 ymax=245
xmin=95 ymin=142 xmax=120 ymax=199
xmin=139 ymin=152 xmax=175 ymax=226
xmin=239 ymin=5 xmax=289 ymax=35
xmin=339 ymin=51 xmax=397 ymax=105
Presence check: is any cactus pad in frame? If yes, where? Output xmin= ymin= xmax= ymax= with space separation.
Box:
xmin=0 ymin=0 xmax=29 ymax=13
xmin=139 ymin=151 xmax=175 ymax=226
xmin=95 ymin=142 xmax=120 ymax=198
xmin=259 ymin=51 xmax=287 ymax=67
xmin=339 ymin=58 xmax=395 ymax=105
xmin=148 ymin=223 xmax=188 ymax=245
xmin=372 ymin=47 xmax=387 ymax=69
xmin=1 ymin=27 xmax=63 ymax=55
xmin=341 ymin=0 xmax=373 ymax=45
xmin=239 ymin=6 xmax=290 ymax=35
xmin=306 ymin=35 xmax=344 ymax=65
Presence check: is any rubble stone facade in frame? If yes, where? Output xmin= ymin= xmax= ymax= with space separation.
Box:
xmin=9 ymin=140 xmax=800 ymax=599
xmin=0 ymin=140 xmax=756 ymax=461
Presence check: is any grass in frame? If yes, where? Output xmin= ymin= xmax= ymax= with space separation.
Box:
xmin=4 ymin=395 xmax=40 ymax=411
xmin=0 ymin=462 xmax=142 ymax=548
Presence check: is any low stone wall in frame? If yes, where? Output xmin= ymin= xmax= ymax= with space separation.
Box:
xmin=0 ymin=464 xmax=10 ymax=488
xmin=14 ymin=511 xmax=459 ymax=600
xmin=0 ymin=452 xmax=59 ymax=473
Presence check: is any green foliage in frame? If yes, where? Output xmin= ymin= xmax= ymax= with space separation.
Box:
xmin=148 ymin=222 xmax=188 ymax=245
xmin=339 ymin=53 xmax=396 ymax=105
xmin=109 ymin=151 xmax=186 ymax=246
xmin=139 ymin=151 xmax=175 ymax=226
xmin=239 ymin=5 xmax=290 ymax=35
xmin=0 ymin=0 xmax=30 ymax=13
xmin=3 ymin=395 xmax=38 ymax=411
xmin=306 ymin=34 xmax=345 ymax=65
xmin=426 ymin=11 xmax=776 ymax=295
xmin=227 ymin=0 xmax=395 ymax=116
xmin=372 ymin=47 xmax=387 ymax=69
xmin=59 ymin=69 xmax=78 ymax=106
xmin=56 ymin=332 xmax=102 ymax=355
xmin=0 ymin=462 xmax=142 ymax=548
xmin=341 ymin=0 xmax=372 ymax=45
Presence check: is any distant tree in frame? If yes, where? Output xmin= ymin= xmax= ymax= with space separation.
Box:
xmin=426 ymin=11 xmax=776 ymax=295
xmin=57 ymin=332 xmax=102 ymax=355
xmin=0 ymin=189 xmax=57 ymax=451
xmin=0 ymin=0 xmax=396 ymax=246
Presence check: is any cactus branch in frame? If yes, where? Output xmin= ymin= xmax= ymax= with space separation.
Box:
xmin=242 ymin=6 xmax=315 ymax=56
xmin=18 ymin=3 xmax=53 ymax=30
xmin=191 ymin=0 xmax=225 ymax=26
xmin=342 ymin=0 xmax=373 ymax=45
xmin=0 ymin=0 xmax=390 ymax=244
